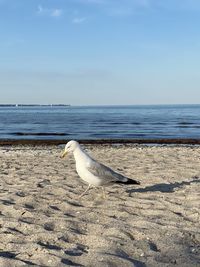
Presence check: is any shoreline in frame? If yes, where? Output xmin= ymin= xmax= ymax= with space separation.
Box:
xmin=1 ymin=138 xmax=200 ymax=146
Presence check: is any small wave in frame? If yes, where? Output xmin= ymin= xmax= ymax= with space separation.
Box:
xmin=177 ymin=122 xmax=197 ymax=128
xmin=152 ymin=122 xmax=167 ymax=125
xmin=130 ymin=122 xmax=141 ymax=125
xmin=110 ymin=122 xmax=127 ymax=125
xmin=178 ymin=122 xmax=195 ymax=125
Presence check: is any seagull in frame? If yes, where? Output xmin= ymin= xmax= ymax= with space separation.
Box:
xmin=61 ymin=140 xmax=140 ymax=198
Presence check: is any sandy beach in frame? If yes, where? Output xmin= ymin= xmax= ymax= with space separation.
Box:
xmin=0 ymin=143 xmax=199 ymax=267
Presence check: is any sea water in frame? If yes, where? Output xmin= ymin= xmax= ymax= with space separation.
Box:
xmin=0 ymin=105 xmax=200 ymax=140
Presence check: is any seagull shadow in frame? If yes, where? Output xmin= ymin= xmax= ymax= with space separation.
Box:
xmin=0 ymin=251 xmax=45 ymax=266
xmin=127 ymin=176 xmax=200 ymax=195
xmin=103 ymin=249 xmax=147 ymax=267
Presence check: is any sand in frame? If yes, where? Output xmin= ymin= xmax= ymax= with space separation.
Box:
xmin=0 ymin=144 xmax=199 ymax=267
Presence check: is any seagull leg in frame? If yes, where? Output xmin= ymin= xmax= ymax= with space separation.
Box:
xmin=78 ymin=184 xmax=91 ymax=199
xmin=101 ymin=187 xmax=106 ymax=199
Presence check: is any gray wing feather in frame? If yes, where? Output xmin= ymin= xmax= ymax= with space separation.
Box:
xmin=87 ymin=160 xmax=127 ymax=184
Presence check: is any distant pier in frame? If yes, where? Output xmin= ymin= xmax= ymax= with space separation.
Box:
xmin=0 ymin=104 xmax=71 ymax=107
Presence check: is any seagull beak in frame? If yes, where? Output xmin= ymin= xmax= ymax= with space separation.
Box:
xmin=60 ymin=150 xmax=67 ymax=158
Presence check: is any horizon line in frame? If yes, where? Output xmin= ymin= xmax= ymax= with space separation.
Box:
xmin=0 ymin=103 xmax=200 ymax=107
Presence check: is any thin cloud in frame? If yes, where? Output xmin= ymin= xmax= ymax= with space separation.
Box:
xmin=72 ymin=17 xmax=87 ymax=24
xmin=37 ymin=5 xmax=63 ymax=18
xmin=37 ymin=5 xmax=43 ymax=14
xmin=51 ymin=9 xmax=63 ymax=17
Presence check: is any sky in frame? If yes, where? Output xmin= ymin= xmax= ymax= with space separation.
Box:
xmin=0 ymin=0 xmax=200 ymax=105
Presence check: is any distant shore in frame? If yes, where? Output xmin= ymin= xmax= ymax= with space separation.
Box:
xmin=0 ymin=104 xmax=70 ymax=107
xmin=1 ymin=138 xmax=200 ymax=146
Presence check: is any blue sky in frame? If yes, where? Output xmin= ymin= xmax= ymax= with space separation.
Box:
xmin=1 ymin=0 xmax=200 ymax=105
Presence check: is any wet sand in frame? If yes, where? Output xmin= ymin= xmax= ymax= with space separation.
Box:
xmin=0 ymin=144 xmax=199 ymax=266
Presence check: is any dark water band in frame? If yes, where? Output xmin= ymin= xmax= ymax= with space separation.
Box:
xmin=1 ymin=139 xmax=200 ymax=146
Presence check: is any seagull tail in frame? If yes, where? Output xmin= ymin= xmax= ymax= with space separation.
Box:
xmin=117 ymin=178 xmax=140 ymax=185
xmin=126 ymin=178 xmax=140 ymax=185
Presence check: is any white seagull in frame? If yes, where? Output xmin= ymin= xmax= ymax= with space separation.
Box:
xmin=61 ymin=140 xmax=140 ymax=198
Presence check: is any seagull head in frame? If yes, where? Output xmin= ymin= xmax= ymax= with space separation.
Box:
xmin=61 ymin=140 xmax=80 ymax=158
